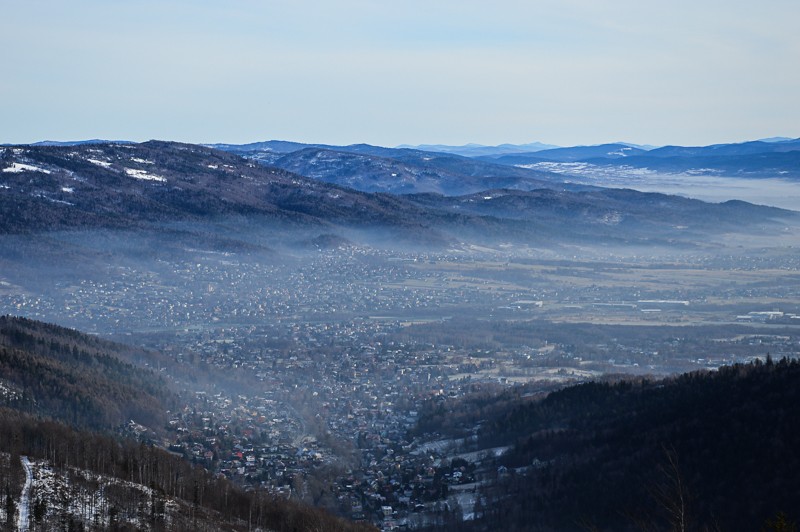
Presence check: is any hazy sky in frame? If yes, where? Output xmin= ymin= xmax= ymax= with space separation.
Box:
xmin=3 ymin=1 xmax=799 ymax=147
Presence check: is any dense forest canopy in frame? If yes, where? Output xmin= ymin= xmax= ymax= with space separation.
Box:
xmin=414 ymin=357 xmax=800 ymax=531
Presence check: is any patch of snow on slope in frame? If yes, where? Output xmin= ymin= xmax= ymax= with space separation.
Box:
xmin=49 ymin=198 xmax=75 ymax=206
xmin=608 ymin=147 xmax=633 ymax=157
xmin=32 ymin=192 xmax=74 ymax=206
xmin=125 ymin=168 xmax=166 ymax=182
xmin=515 ymin=161 xmax=595 ymax=173
xmin=87 ymin=158 xmax=112 ymax=168
xmin=600 ymin=211 xmax=623 ymax=225
xmin=18 ymin=456 xmax=33 ymax=531
xmin=0 ymin=380 xmax=22 ymax=401
xmin=3 ymin=163 xmax=51 ymax=174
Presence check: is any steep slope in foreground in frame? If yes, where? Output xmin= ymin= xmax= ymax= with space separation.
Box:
xmin=415 ymin=359 xmax=800 ymax=531
xmin=0 ymin=411 xmax=374 ymax=531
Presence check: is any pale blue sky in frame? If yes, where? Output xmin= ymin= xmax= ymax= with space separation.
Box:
xmin=3 ymin=1 xmax=798 ymax=147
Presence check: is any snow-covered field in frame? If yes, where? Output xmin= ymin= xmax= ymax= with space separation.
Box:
xmin=2 ymin=162 xmax=51 ymax=174
xmin=124 ymin=168 xmax=167 ymax=182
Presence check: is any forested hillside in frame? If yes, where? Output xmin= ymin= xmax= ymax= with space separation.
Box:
xmin=415 ymin=358 xmax=800 ymax=531
xmin=0 ymin=316 xmax=175 ymax=430
xmin=0 ymin=408 xmax=374 ymax=531
xmin=0 ymin=315 xmax=175 ymax=430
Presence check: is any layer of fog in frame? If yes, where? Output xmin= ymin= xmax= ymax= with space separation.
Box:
xmin=616 ymin=176 xmax=800 ymax=211
xmin=539 ymin=164 xmax=800 ymax=211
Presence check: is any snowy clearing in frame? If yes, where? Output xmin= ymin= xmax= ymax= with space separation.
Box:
xmin=2 ymin=163 xmax=51 ymax=174
xmin=124 ymin=168 xmax=167 ymax=182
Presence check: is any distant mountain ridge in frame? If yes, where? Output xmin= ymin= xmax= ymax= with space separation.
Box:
xmin=487 ymin=143 xmax=651 ymax=163
xmin=27 ymin=139 xmax=135 ymax=146
xmin=267 ymin=146 xmax=577 ymax=196
xmin=0 ymin=141 xmax=446 ymax=235
xmin=16 ymin=136 xmax=800 ymax=182
xmin=1 ymin=140 xmax=797 ymax=248
xmin=478 ymin=138 xmax=800 ymax=178
xmin=206 ymin=136 xmax=800 ymax=183
xmin=758 ymin=136 xmax=795 ymax=143
xmin=645 ymin=138 xmax=800 ymax=158
xmin=395 ymin=141 xmax=560 ymax=157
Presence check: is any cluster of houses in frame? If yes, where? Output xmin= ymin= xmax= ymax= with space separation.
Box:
xmin=2 ymin=244 xmax=563 ymax=339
